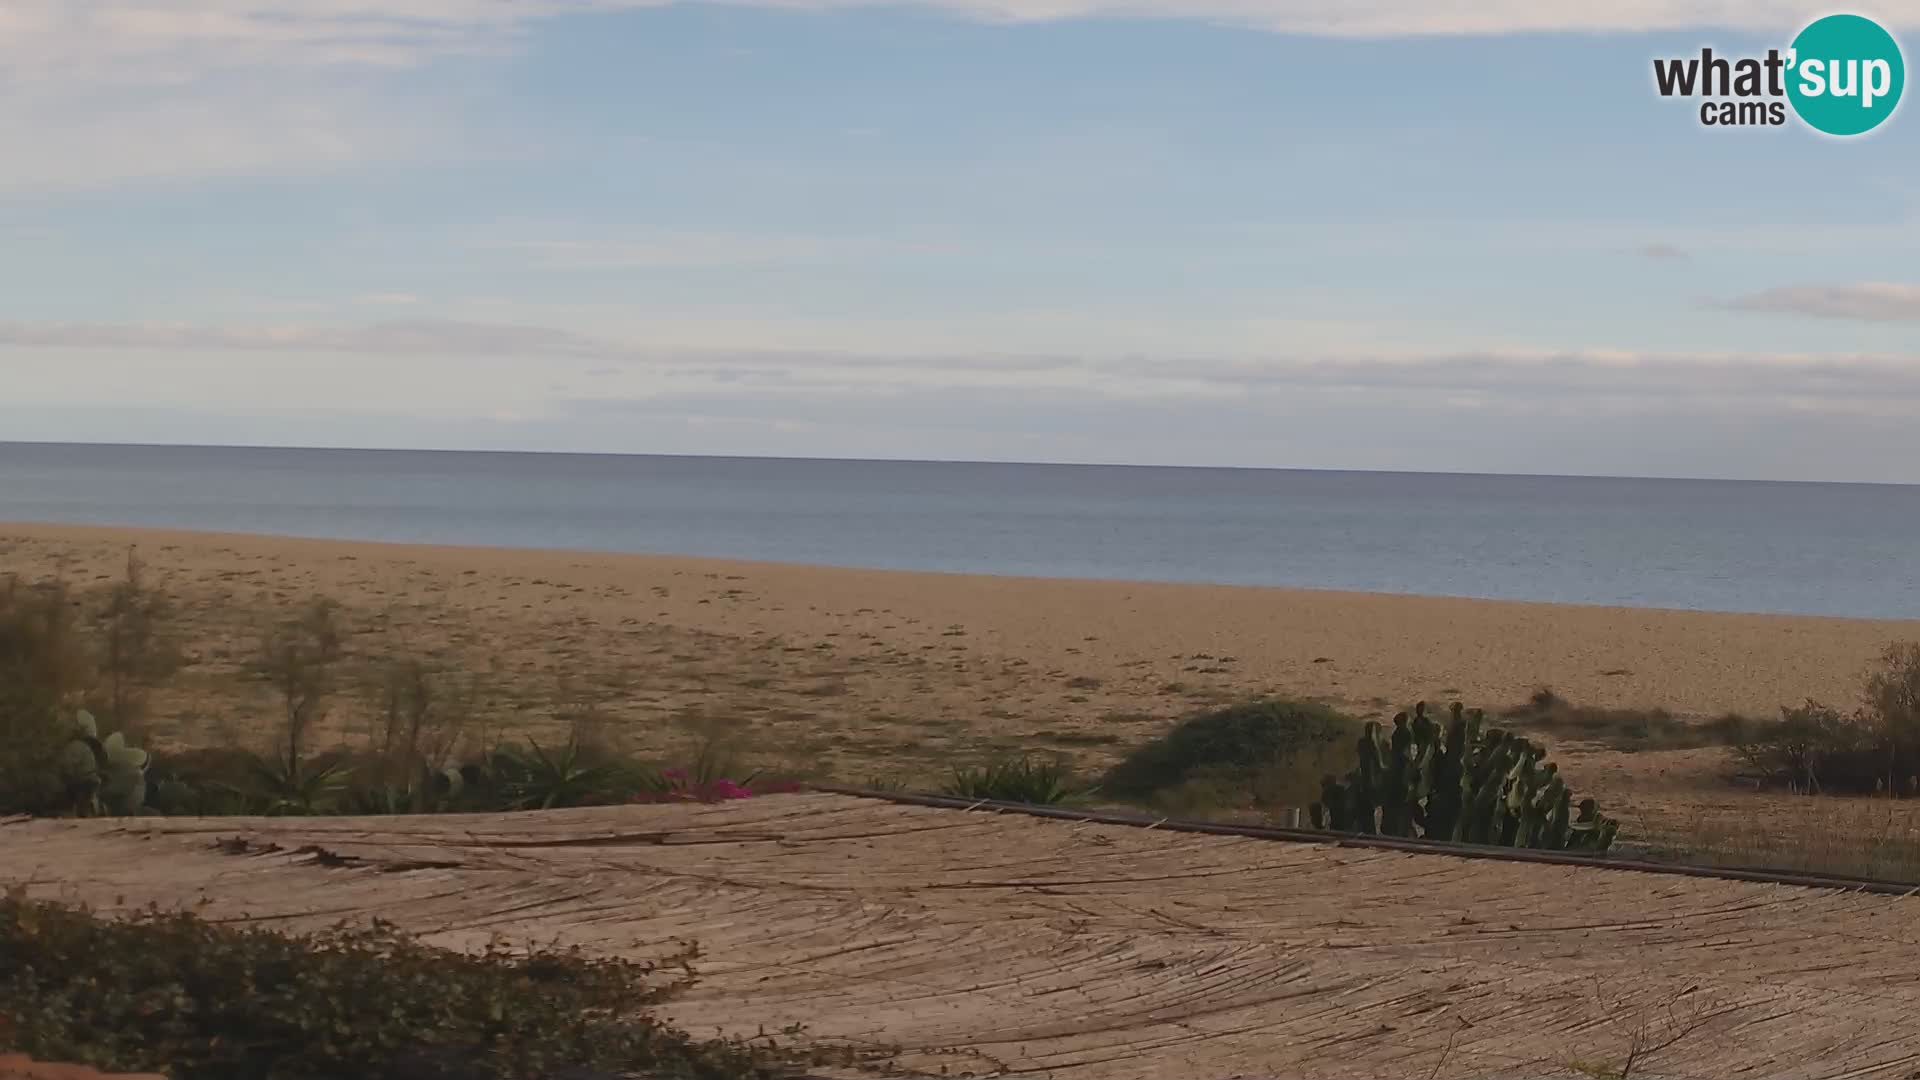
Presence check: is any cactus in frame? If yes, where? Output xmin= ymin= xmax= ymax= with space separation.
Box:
xmin=1310 ymin=774 xmax=1350 ymax=831
xmin=100 ymin=731 xmax=149 ymax=815
xmin=1313 ymin=701 xmax=1619 ymax=853
xmin=56 ymin=709 xmax=151 ymax=816
xmin=1350 ymin=725 xmax=1383 ymax=834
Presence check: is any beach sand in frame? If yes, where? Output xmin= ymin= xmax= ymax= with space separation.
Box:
xmin=4 ymin=522 xmax=1916 ymax=792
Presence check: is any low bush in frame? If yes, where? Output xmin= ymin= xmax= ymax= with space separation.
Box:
xmin=0 ymin=890 xmax=796 ymax=1080
xmin=1100 ymin=699 xmax=1359 ymax=812
xmin=1731 ymin=645 xmax=1920 ymax=796
xmin=144 ymin=747 xmax=261 ymax=816
xmin=1502 ymin=689 xmax=1756 ymax=752
xmin=0 ymin=578 xmax=95 ymax=815
xmin=1732 ymin=700 xmax=1883 ymax=794
xmin=136 ymin=735 xmax=793 ymax=818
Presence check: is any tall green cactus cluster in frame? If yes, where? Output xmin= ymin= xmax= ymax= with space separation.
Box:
xmin=56 ymin=709 xmax=151 ymax=816
xmin=1309 ymin=702 xmax=1619 ymax=852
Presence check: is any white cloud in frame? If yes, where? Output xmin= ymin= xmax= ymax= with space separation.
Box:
xmin=1722 ymin=283 xmax=1920 ymax=323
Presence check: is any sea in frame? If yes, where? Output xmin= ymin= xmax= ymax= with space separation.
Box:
xmin=3 ymin=441 xmax=1918 ymax=620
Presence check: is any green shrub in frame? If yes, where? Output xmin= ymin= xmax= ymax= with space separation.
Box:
xmin=145 ymin=747 xmax=261 ymax=815
xmin=0 ymin=577 xmax=94 ymax=814
xmin=1100 ymin=699 xmax=1360 ymax=811
xmin=1732 ymin=699 xmax=1881 ymax=794
xmin=88 ymin=550 xmax=183 ymax=735
xmin=942 ymin=755 xmax=1077 ymax=804
xmin=1728 ymin=644 xmax=1920 ymax=796
xmin=0 ymin=890 xmax=794 ymax=1080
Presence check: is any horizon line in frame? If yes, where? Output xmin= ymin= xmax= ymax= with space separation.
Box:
xmin=4 ymin=439 xmax=1916 ymax=490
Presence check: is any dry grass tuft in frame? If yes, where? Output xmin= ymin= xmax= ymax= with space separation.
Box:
xmin=1634 ymin=797 xmax=1920 ymax=882
xmin=1503 ymin=688 xmax=1757 ymax=752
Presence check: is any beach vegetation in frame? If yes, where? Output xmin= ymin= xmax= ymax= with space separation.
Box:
xmin=139 ymin=726 xmax=792 ymax=817
xmin=0 ymin=576 xmax=96 ymax=814
xmin=89 ymin=550 xmax=183 ymax=735
xmin=49 ymin=708 xmax=152 ymax=818
xmin=249 ymin=596 xmax=346 ymax=801
xmin=1733 ymin=643 xmax=1920 ymax=795
xmin=1502 ymin=689 xmax=1756 ymax=752
xmin=1311 ymin=702 xmax=1620 ymax=852
xmin=942 ymin=753 xmax=1079 ymax=804
xmin=1100 ymin=698 xmax=1358 ymax=814
xmin=0 ymin=568 xmax=793 ymax=817
xmin=1633 ymin=795 xmax=1920 ymax=881
xmin=0 ymin=888 xmax=808 ymax=1080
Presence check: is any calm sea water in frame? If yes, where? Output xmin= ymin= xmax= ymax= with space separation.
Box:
xmin=3 ymin=442 xmax=1918 ymax=619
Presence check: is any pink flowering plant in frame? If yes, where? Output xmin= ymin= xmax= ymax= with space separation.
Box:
xmin=630 ymin=769 xmax=803 ymax=803
xmin=628 ymin=739 xmax=806 ymax=804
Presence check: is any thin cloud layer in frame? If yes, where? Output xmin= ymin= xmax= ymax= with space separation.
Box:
xmin=0 ymin=319 xmax=607 ymax=355
xmin=10 ymin=1 xmax=1914 ymax=191
xmin=1722 ymin=283 xmax=1920 ymax=324
xmin=8 ymin=318 xmax=1920 ymax=412
xmin=11 ymin=0 xmax=1913 ymax=86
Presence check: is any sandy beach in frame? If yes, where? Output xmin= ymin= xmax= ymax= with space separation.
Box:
xmin=4 ymin=522 xmax=1915 ymax=787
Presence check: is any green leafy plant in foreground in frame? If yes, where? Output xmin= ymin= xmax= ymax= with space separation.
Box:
xmin=942 ymin=754 xmax=1078 ymax=804
xmin=1310 ymin=701 xmax=1619 ymax=852
xmin=0 ymin=889 xmax=795 ymax=1080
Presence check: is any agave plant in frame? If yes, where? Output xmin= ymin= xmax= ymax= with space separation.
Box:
xmin=942 ymin=755 xmax=1078 ymax=805
xmin=248 ymin=751 xmax=353 ymax=815
xmin=493 ymin=737 xmax=618 ymax=810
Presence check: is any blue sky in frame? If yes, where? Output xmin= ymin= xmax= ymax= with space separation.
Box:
xmin=4 ymin=1 xmax=1920 ymax=480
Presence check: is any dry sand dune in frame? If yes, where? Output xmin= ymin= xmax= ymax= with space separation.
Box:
xmin=4 ymin=523 xmax=1916 ymax=790
xmin=8 ymin=794 xmax=1920 ymax=1079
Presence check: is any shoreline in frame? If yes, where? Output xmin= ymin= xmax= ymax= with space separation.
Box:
xmin=0 ymin=518 xmax=1904 ymax=625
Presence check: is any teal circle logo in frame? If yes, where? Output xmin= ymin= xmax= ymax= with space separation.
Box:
xmin=1787 ymin=14 xmax=1905 ymax=135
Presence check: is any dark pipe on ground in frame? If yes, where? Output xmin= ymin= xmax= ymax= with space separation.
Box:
xmin=811 ymin=784 xmax=1920 ymax=898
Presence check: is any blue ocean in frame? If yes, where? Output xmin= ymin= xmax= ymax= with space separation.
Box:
xmin=3 ymin=442 xmax=1918 ymax=620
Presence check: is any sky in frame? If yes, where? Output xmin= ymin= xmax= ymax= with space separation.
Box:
xmin=4 ymin=1 xmax=1920 ymax=482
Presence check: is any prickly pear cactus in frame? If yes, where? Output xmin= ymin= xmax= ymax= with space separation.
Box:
xmin=57 ymin=710 xmax=151 ymax=817
xmin=99 ymin=731 xmax=150 ymax=815
xmin=1311 ymin=701 xmax=1619 ymax=853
